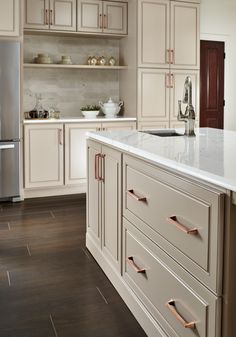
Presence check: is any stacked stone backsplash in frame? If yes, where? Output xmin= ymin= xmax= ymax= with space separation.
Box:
xmin=24 ymin=35 xmax=120 ymax=117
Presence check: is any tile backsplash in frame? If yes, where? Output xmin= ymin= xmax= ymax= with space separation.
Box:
xmin=24 ymin=35 xmax=120 ymax=117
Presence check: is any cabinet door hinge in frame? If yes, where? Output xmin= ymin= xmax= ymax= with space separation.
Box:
xmin=223 ymin=99 xmax=225 ymax=107
xmin=224 ymin=52 xmax=226 ymax=59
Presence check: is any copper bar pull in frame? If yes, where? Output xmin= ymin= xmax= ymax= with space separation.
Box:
xmin=99 ymin=14 xmax=103 ymax=29
xmin=58 ymin=129 xmax=63 ymax=145
xmin=99 ymin=154 xmax=105 ymax=182
xmin=127 ymin=189 xmax=147 ymax=202
xmin=127 ymin=257 xmax=146 ymax=274
xmin=166 ymin=216 xmax=198 ymax=235
xmin=170 ymin=49 xmax=174 ymax=64
xmin=166 ymin=300 xmax=196 ymax=329
xmin=50 ymin=9 xmax=53 ymax=25
xmin=103 ymin=14 xmax=107 ymax=29
xmin=170 ymin=73 xmax=174 ymax=88
xmin=165 ymin=73 xmax=170 ymax=88
xmin=95 ymin=154 xmax=100 ymax=180
xmin=166 ymin=49 xmax=170 ymax=64
xmin=45 ymin=9 xmax=49 ymax=25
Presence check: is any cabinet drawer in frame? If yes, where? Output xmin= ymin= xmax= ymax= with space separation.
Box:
xmin=123 ymin=219 xmax=220 ymax=337
xmin=123 ymin=155 xmax=224 ymax=294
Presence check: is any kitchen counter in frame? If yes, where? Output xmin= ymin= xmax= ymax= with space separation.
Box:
xmin=23 ymin=117 xmax=137 ymax=124
xmin=87 ymin=127 xmax=236 ymax=192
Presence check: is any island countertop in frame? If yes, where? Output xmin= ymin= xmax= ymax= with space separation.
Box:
xmin=87 ymin=127 xmax=236 ymax=192
xmin=23 ymin=117 xmax=137 ymax=124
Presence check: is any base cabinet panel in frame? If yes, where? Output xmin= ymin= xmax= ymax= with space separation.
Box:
xmin=24 ymin=124 xmax=64 ymax=188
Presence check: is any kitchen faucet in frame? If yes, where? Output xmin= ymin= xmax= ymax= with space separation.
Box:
xmin=177 ymin=76 xmax=196 ymax=136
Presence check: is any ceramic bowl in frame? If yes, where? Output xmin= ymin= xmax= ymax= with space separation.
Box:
xmin=81 ymin=110 xmax=100 ymax=118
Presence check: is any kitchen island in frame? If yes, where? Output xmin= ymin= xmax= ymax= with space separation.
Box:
xmin=86 ymin=128 xmax=236 ymax=337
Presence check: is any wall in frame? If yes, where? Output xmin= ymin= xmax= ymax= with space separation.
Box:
xmin=200 ymin=0 xmax=236 ymax=130
xmin=24 ymin=35 xmax=120 ymax=117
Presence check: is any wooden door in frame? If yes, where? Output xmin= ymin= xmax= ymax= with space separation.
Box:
xmin=170 ymin=69 xmax=199 ymax=123
xmin=24 ymin=124 xmax=64 ymax=188
xmin=200 ymin=41 xmax=225 ymax=129
xmin=103 ymin=1 xmax=127 ymax=35
xmin=50 ymin=0 xmax=76 ymax=31
xmin=87 ymin=140 xmax=102 ymax=248
xmin=77 ymin=0 xmax=103 ymax=33
xmin=138 ymin=0 xmax=170 ymax=68
xmin=25 ymin=0 xmax=50 ymax=30
xmin=102 ymin=145 xmax=121 ymax=271
xmin=0 ymin=0 xmax=20 ymax=36
xmin=138 ymin=68 xmax=170 ymax=122
xmin=65 ymin=123 xmax=100 ymax=185
xmin=170 ymin=1 xmax=199 ymax=69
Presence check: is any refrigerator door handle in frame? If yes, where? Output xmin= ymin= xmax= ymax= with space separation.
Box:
xmin=0 ymin=144 xmax=15 ymax=150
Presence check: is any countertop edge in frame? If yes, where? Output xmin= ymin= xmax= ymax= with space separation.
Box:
xmin=87 ymin=131 xmax=235 ymax=193
xmin=23 ymin=117 xmax=137 ymax=124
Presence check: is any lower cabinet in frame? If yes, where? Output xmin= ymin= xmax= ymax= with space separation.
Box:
xmin=24 ymin=124 xmax=64 ymax=188
xmin=87 ymin=139 xmax=121 ymax=271
xmin=24 ymin=120 xmax=135 ymax=196
xmin=86 ymin=140 xmax=224 ymax=337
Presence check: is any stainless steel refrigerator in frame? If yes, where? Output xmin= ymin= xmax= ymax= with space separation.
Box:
xmin=0 ymin=41 xmax=20 ymax=199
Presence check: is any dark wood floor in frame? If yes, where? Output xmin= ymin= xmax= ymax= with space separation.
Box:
xmin=0 ymin=195 xmax=147 ymax=337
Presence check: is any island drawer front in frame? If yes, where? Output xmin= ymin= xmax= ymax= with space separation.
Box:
xmin=123 ymin=218 xmax=220 ymax=337
xmin=123 ymin=154 xmax=224 ymax=294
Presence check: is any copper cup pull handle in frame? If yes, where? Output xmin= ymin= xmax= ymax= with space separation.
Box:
xmin=127 ymin=257 xmax=146 ymax=274
xmin=127 ymin=189 xmax=147 ymax=202
xmin=167 ymin=216 xmax=198 ymax=235
xmin=166 ymin=300 xmax=196 ymax=329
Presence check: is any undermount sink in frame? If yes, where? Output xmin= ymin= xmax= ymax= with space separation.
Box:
xmin=141 ymin=129 xmax=184 ymax=137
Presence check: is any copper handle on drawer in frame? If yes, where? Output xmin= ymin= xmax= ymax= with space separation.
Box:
xmin=166 ymin=300 xmax=196 ymax=329
xmin=167 ymin=216 xmax=198 ymax=235
xmin=127 ymin=189 xmax=147 ymax=202
xmin=127 ymin=256 xmax=146 ymax=274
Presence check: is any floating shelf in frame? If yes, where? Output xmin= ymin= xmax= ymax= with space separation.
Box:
xmin=24 ymin=63 xmax=128 ymax=70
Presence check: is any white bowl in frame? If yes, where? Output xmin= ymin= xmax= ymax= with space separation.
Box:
xmin=81 ymin=110 xmax=100 ymax=118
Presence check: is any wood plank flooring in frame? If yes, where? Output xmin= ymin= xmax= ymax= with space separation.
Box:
xmin=0 ymin=195 xmax=147 ymax=337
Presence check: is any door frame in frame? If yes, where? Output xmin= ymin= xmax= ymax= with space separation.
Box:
xmin=200 ymin=33 xmax=228 ymax=127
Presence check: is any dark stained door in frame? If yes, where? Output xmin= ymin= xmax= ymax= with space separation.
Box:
xmin=200 ymin=40 xmax=225 ymax=129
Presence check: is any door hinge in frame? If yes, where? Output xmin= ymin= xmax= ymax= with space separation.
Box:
xmin=223 ymin=99 xmax=225 ymax=106
xmin=224 ymin=52 xmax=226 ymax=59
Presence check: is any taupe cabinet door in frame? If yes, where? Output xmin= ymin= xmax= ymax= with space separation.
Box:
xmin=170 ymin=1 xmax=199 ymax=69
xmin=87 ymin=140 xmax=121 ymax=270
xmin=65 ymin=123 xmax=100 ymax=185
xmin=25 ymin=0 xmax=50 ymax=30
xmin=0 ymin=0 xmax=20 ymax=36
xmin=87 ymin=140 xmax=102 ymax=247
xmin=25 ymin=0 xmax=76 ymax=31
xmin=138 ymin=0 xmax=170 ymax=68
xmin=77 ymin=0 xmax=127 ymax=35
xmin=24 ymin=124 xmax=64 ymax=188
xmin=138 ymin=0 xmax=199 ymax=69
xmin=102 ymin=145 xmax=121 ymax=270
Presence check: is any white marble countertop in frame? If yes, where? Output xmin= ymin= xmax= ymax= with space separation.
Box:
xmin=23 ymin=117 xmax=136 ymax=124
xmin=87 ymin=127 xmax=236 ymax=192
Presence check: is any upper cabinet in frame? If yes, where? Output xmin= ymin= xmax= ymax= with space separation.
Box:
xmin=138 ymin=0 xmax=199 ymax=69
xmin=77 ymin=0 xmax=127 ymax=35
xmin=0 ymin=0 xmax=20 ymax=37
xmin=25 ymin=0 xmax=77 ymax=31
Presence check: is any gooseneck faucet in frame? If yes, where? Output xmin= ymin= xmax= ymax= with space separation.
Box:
xmin=177 ymin=76 xmax=196 ymax=136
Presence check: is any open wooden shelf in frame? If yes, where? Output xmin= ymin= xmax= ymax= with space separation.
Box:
xmin=24 ymin=63 xmax=128 ymax=70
